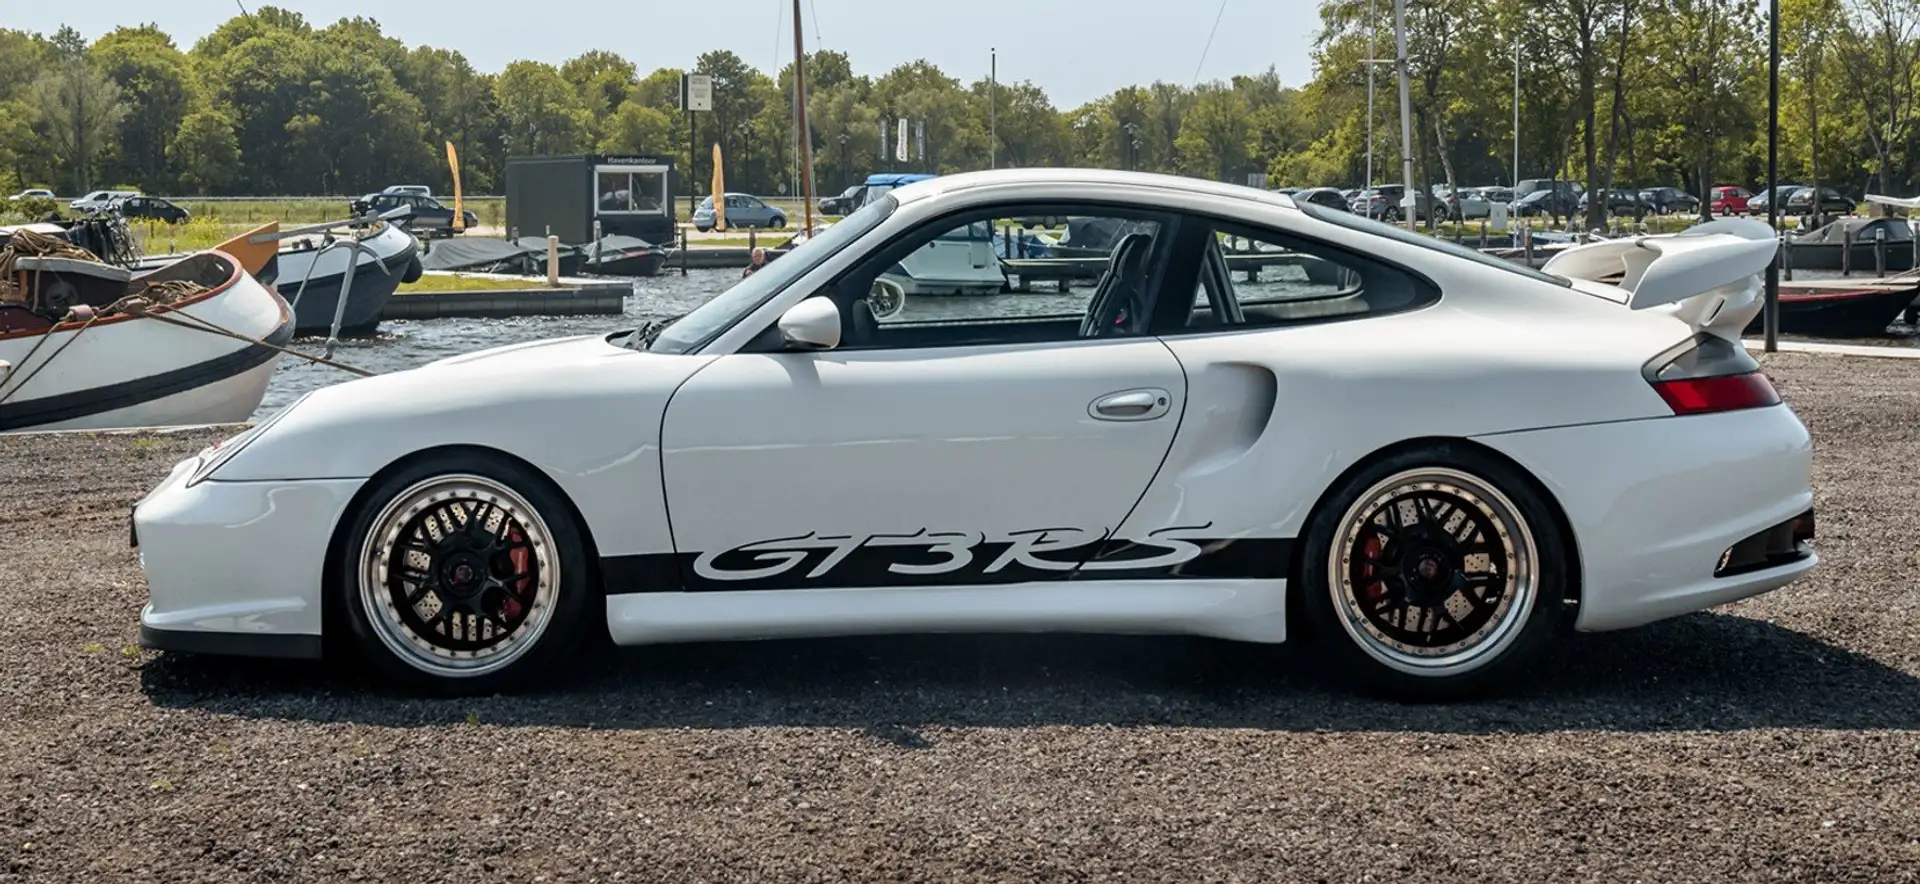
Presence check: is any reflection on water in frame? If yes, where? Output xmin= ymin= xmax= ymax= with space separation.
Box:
xmin=256 ymin=264 xmax=1920 ymax=421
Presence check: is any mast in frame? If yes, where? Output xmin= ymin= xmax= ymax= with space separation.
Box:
xmin=793 ymin=0 xmax=816 ymax=233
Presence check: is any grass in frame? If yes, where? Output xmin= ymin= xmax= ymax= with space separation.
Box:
xmin=168 ymin=197 xmax=506 ymax=228
xmin=397 ymin=273 xmax=548 ymax=293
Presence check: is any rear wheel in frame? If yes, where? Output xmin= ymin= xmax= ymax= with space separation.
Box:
xmin=335 ymin=453 xmax=592 ymax=695
xmin=769 ymin=214 xmax=786 ymax=229
xmin=1297 ymin=446 xmax=1568 ymax=701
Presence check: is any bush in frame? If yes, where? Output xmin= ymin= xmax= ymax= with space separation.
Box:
xmin=3 ymin=195 xmax=61 ymax=221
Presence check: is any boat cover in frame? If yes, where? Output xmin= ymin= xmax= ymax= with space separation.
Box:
xmin=577 ymin=235 xmax=662 ymax=260
xmin=421 ymin=237 xmax=577 ymax=272
xmin=1790 ymin=216 xmax=1914 ymax=245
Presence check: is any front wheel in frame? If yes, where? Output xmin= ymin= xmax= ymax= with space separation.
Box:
xmin=769 ymin=215 xmax=786 ymax=229
xmin=1296 ymin=446 xmax=1569 ymax=701
xmin=335 ymin=453 xmax=593 ymax=695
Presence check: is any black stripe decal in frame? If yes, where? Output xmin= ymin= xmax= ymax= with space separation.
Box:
xmin=0 ymin=315 xmax=294 ymax=431
xmin=601 ymin=536 xmax=1294 ymax=594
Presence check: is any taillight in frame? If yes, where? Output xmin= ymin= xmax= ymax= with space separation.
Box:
xmin=1652 ymin=371 xmax=1781 ymax=415
xmin=1644 ymin=334 xmax=1782 ymax=416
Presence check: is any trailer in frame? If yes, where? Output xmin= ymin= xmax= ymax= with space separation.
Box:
xmin=504 ymin=154 xmax=678 ymax=247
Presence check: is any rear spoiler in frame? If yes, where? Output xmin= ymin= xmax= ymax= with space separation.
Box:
xmin=1540 ymin=218 xmax=1778 ymax=338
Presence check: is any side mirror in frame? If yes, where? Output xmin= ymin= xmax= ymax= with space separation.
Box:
xmin=866 ymin=277 xmax=906 ymax=320
xmin=777 ymin=297 xmax=841 ymax=350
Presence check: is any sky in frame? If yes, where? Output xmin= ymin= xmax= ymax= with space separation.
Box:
xmin=8 ymin=0 xmax=1322 ymax=109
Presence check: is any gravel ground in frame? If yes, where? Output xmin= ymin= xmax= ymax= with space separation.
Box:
xmin=2 ymin=352 xmax=1917 ymax=883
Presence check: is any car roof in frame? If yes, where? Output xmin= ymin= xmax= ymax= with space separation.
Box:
xmin=874 ymin=167 xmax=1301 ymax=215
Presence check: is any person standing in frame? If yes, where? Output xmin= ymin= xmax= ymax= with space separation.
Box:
xmin=742 ymin=247 xmax=767 ymax=278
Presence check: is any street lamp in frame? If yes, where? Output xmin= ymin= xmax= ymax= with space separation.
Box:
xmin=837 ymin=133 xmax=849 ymax=190
xmin=1765 ymin=0 xmax=1780 ymax=351
xmin=1121 ymin=121 xmax=1139 ymax=171
xmin=736 ymin=121 xmax=753 ymax=195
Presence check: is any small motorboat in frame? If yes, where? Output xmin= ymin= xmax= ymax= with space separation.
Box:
xmin=1 ymin=237 xmax=292 ymax=433
xmin=577 ymin=234 xmax=667 ymax=277
xmin=420 ymin=235 xmax=585 ymax=277
xmin=1781 ymin=216 xmax=1914 ymax=273
xmin=1752 ymin=276 xmax=1920 ymax=338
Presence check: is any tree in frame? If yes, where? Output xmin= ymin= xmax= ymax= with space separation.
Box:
xmin=28 ymin=50 xmax=126 ymax=192
xmin=561 ymin=50 xmax=638 ymax=119
xmin=91 ymin=25 xmax=194 ymax=190
xmin=170 ymin=108 xmax=240 ymax=193
xmin=599 ymin=99 xmax=674 ymax=155
xmin=1176 ymin=87 xmax=1253 ymax=181
xmin=494 ymin=61 xmax=590 ymax=156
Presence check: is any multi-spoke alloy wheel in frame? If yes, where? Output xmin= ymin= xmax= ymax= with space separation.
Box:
xmin=1299 ymin=448 xmax=1568 ymax=699
xmin=359 ymin=475 xmax=559 ymax=678
xmin=1329 ymin=467 xmax=1538 ymax=677
xmin=337 ymin=455 xmax=591 ymax=694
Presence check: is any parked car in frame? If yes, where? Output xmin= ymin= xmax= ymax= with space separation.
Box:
xmin=8 ymin=188 xmax=54 ymax=201
xmin=351 ymin=192 xmax=477 ymax=237
xmin=1473 ymin=186 xmax=1514 ymax=205
xmin=130 ymin=167 xmax=1818 ymax=702
xmin=1578 ymin=189 xmax=1646 ymax=216
xmin=818 ymin=185 xmax=864 ymax=216
xmin=692 ymin=193 xmax=788 ymax=231
xmin=1746 ymin=185 xmax=1802 ymax=217
xmin=113 ymin=195 xmax=190 ymax=224
xmin=1511 ymin=189 xmax=1580 ymax=217
xmin=1710 ymin=186 xmax=1752 ymax=216
xmin=1440 ymin=188 xmax=1492 ymax=220
xmin=1513 ymin=178 xmax=1578 ymax=202
xmin=69 ymin=189 xmax=139 ymax=213
xmin=1783 ymin=186 xmax=1855 ymax=216
xmin=1352 ymin=185 xmax=1438 ymax=222
xmin=1290 ymin=186 xmax=1351 ymax=212
xmin=1638 ymin=187 xmax=1701 ymax=216
xmin=382 ymin=185 xmax=433 ymax=198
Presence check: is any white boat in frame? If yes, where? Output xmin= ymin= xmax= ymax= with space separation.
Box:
xmin=0 ymin=249 xmax=292 ymax=433
xmin=885 ymin=220 xmax=1007 ymax=295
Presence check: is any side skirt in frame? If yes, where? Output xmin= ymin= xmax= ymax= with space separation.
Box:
xmin=603 ymin=578 xmax=1289 ymax=647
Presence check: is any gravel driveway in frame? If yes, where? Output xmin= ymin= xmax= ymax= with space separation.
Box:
xmin=1 ymin=352 xmax=1916 ymax=883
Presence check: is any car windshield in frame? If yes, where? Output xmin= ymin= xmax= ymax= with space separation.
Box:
xmin=647 ymin=194 xmax=899 ymax=355
xmin=1297 ymin=201 xmax=1571 ymax=288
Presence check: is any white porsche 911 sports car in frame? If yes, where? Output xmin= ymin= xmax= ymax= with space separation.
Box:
xmin=132 ymin=169 xmax=1816 ymax=700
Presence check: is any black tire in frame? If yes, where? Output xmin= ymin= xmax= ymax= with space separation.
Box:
xmin=1295 ymin=443 xmax=1569 ymax=701
xmin=333 ymin=452 xmax=593 ymax=695
xmin=769 ymin=215 xmax=786 ymax=229
xmin=695 ymin=225 xmax=711 ymax=233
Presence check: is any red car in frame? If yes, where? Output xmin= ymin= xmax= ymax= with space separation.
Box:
xmin=1710 ymin=186 xmax=1751 ymax=216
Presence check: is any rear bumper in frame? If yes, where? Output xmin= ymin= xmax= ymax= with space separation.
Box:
xmin=1472 ymin=405 xmax=1818 ymax=632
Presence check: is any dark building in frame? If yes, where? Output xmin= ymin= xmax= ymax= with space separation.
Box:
xmin=505 ymin=154 xmax=678 ymax=247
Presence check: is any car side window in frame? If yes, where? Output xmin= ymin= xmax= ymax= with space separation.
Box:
xmin=797 ymin=206 xmax=1174 ymax=353
xmin=1165 ymin=221 xmax=1433 ymax=334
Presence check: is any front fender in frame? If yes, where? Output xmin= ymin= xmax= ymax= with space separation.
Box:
xmin=217 ymin=339 xmax=713 ymax=559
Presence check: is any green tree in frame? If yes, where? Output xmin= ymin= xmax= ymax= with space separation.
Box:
xmin=494 ymin=60 xmax=589 ymax=156
xmin=1176 ymin=87 xmax=1252 ymax=181
xmin=91 ymin=25 xmax=194 ymax=190
xmin=170 ymin=108 xmax=240 ymax=193
xmin=28 ymin=49 xmax=126 ymax=193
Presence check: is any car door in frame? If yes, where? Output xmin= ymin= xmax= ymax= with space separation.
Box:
xmin=654 ymin=208 xmax=1191 ymax=593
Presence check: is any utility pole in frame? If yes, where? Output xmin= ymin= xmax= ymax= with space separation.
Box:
xmin=1765 ymin=0 xmax=1780 ymax=351
xmin=989 ymin=48 xmax=998 ymax=170
xmin=1394 ymin=0 xmax=1415 ymax=231
xmin=794 ymin=0 xmax=815 ymax=233
xmin=1366 ymin=0 xmax=1377 ymax=189
xmin=1512 ymin=39 xmax=1520 ymax=188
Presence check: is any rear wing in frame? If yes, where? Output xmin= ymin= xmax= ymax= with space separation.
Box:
xmin=1540 ymin=218 xmax=1778 ymax=338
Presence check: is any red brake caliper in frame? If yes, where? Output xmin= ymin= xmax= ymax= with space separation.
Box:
xmin=499 ymin=527 xmax=528 ymax=620
xmin=1359 ymin=533 xmax=1388 ymax=603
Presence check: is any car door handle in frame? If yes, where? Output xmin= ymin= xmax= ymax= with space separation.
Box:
xmin=1090 ymin=388 xmax=1172 ymax=421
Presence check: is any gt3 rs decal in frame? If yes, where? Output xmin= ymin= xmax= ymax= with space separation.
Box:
xmin=601 ymin=524 xmax=1294 ymax=594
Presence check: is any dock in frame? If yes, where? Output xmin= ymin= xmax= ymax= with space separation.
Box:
xmin=382 ymin=273 xmax=631 ymax=320
xmin=1002 ymin=252 xmax=1306 ymax=291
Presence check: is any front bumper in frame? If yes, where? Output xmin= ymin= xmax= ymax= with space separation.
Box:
xmin=1473 ymin=405 xmax=1818 ymax=632
xmin=133 ymin=455 xmax=365 ymax=657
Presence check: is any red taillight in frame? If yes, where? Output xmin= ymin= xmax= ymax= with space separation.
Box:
xmin=1652 ymin=371 xmax=1782 ymax=415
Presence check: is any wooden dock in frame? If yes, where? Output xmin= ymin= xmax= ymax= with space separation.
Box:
xmin=383 ymin=276 xmax=631 ymax=320
xmin=1001 ymin=252 xmax=1307 ymax=291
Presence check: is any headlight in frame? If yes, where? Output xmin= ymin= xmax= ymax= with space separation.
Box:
xmin=185 ymin=394 xmax=307 ymax=487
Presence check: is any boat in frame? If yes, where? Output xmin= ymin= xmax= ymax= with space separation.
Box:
xmin=421 ymin=235 xmax=585 ymax=277
xmin=1754 ymin=275 xmax=1920 ymax=337
xmin=888 ymin=218 xmax=1007 ymax=295
xmin=0 ymin=233 xmax=292 ymax=433
xmin=577 ymin=234 xmax=667 ymax=276
xmin=135 ymin=220 xmax=419 ymax=337
xmin=1781 ymin=216 xmax=1914 ymax=273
